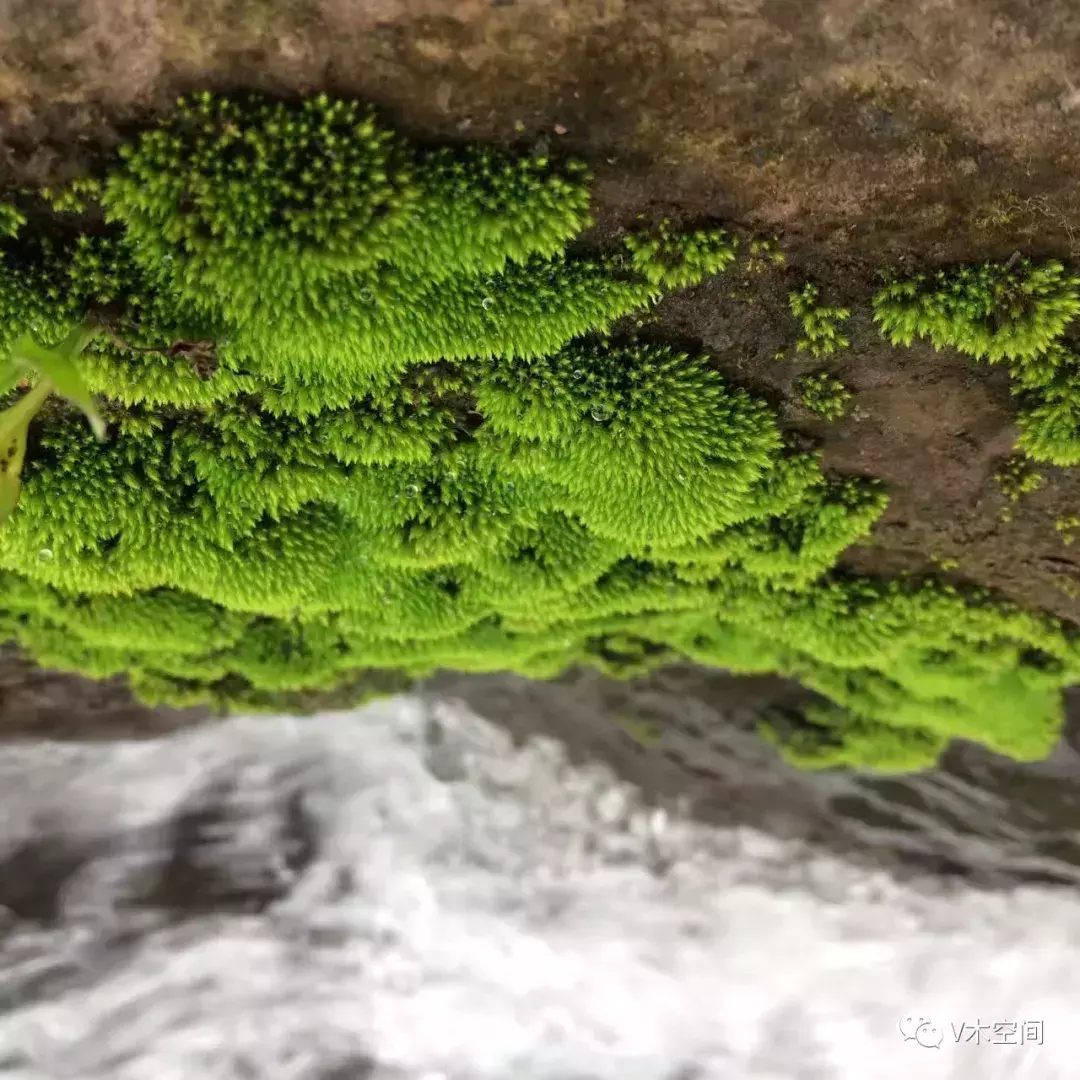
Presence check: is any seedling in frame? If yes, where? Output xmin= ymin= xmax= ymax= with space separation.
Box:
xmin=0 ymin=322 xmax=106 ymax=525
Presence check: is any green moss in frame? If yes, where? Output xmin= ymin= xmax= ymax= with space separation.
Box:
xmin=0 ymin=204 xmax=25 ymax=239
xmin=0 ymin=91 xmax=1076 ymax=776
xmin=745 ymin=237 xmax=786 ymax=275
xmin=623 ymin=218 xmax=738 ymax=289
xmin=994 ymin=455 xmax=1045 ymax=502
xmin=1014 ymin=362 xmax=1080 ymax=467
xmin=874 ymin=261 xmax=1080 ymax=476
xmin=1056 ymin=515 xmax=1080 ymax=546
xmin=789 ymin=283 xmax=851 ymax=357
xmin=796 ymin=371 xmax=852 ymax=420
xmin=475 ymin=339 xmax=785 ymax=548
xmin=873 ymin=260 xmax=1080 ymax=363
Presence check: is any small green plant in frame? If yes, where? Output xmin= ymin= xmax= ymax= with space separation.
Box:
xmin=41 ymin=177 xmax=104 ymax=214
xmin=796 ymin=371 xmax=852 ymax=420
xmin=930 ymin=554 xmax=960 ymax=572
xmin=994 ymin=455 xmax=1045 ymax=503
xmin=745 ymin=237 xmax=786 ymax=275
xmin=763 ymin=703 xmax=949 ymax=772
xmin=0 ymin=322 xmax=106 ymax=524
xmin=0 ymin=203 xmax=25 ymax=239
xmin=974 ymin=197 xmax=1020 ymax=231
xmin=789 ymin=283 xmax=851 ymax=357
xmin=623 ymin=218 xmax=738 ymax=289
xmin=1055 ymin=515 xmax=1080 ymax=545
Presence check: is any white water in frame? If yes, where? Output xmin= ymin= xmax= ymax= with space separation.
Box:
xmin=1 ymin=693 xmax=1078 ymax=1079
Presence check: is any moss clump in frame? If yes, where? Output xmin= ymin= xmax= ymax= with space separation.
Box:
xmin=0 ymin=204 xmax=25 ymax=239
xmin=1056 ymin=515 xmax=1080 ymax=546
xmin=0 ymin=91 xmax=1076 ymax=775
xmin=475 ymin=339 xmax=783 ymax=549
xmin=745 ymin=238 xmax=786 ymax=275
xmin=1013 ymin=354 xmax=1080 ymax=467
xmin=684 ymin=574 xmax=1078 ymax=769
xmin=790 ymin=283 xmax=851 ymax=357
xmin=994 ymin=455 xmax=1045 ymax=502
xmin=796 ymin=371 xmax=851 ymax=420
xmin=873 ymin=259 xmax=1080 ymax=364
xmin=623 ymin=218 xmax=738 ymax=289
xmin=874 ymin=262 xmax=1080 ymax=474
xmin=100 ymin=91 xmax=624 ymax=392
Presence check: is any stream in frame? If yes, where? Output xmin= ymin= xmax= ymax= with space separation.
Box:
xmin=1 ymin=670 xmax=1079 ymax=1078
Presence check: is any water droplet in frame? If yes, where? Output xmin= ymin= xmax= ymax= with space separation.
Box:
xmin=359 ymin=287 xmax=374 ymax=303
xmin=572 ymin=369 xmax=584 ymax=380
xmin=590 ymin=403 xmax=614 ymax=423
xmin=481 ymin=296 xmax=495 ymax=311
xmin=38 ymin=548 xmax=53 ymax=562
xmin=485 ymin=279 xmax=496 ymax=289
xmin=405 ymin=483 xmax=420 ymax=498
xmin=676 ymin=473 xmax=686 ymax=483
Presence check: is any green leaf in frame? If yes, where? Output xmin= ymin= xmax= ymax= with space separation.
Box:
xmin=9 ymin=328 xmax=106 ymax=441
xmin=0 ymin=381 xmax=53 ymax=525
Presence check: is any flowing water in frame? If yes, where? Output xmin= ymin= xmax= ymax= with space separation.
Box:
xmin=2 ymin=677 xmax=1080 ymax=1078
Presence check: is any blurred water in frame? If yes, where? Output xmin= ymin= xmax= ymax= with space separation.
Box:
xmin=429 ymin=667 xmax=1080 ymax=888
xmin=1 ymin=690 xmax=1079 ymax=1079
